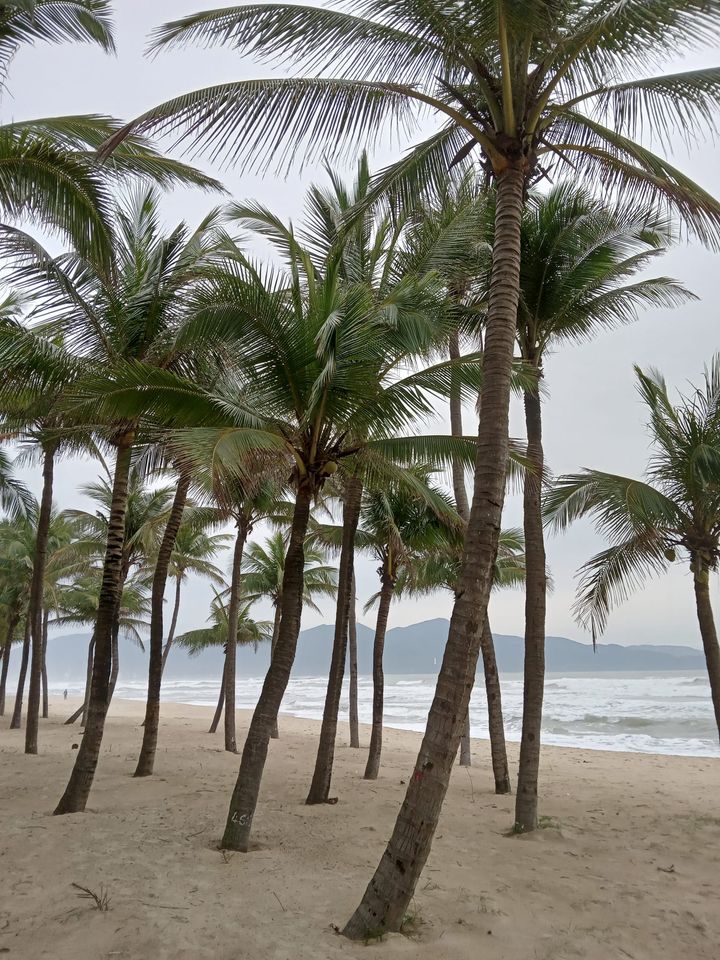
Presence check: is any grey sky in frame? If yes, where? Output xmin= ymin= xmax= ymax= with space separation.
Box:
xmin=8 ymin=1 xmax=720 ymax=647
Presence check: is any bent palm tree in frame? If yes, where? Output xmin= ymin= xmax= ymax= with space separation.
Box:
xmin=546 ymin=360 xmax=720 ymax=743
xmin=102 ymin=1 xmax=720 ymax=933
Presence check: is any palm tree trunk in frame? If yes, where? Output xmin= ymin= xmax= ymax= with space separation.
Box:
xmin=269 ymin=603 xmax=282 ymax=740
xmin=160 ymin=576 xmax=183 ymax=676
xmin=25 ymin=442 xmax=55 ymax=754
xmin=515 ymin=382 xmax=547 ymax=831
xmin=64 ymin=638 xmax=94 ymax=726
xmin=135 ymin=471 xmax=190 ymax=777
xmin=692 ymin=562 xmax=720 ymax=740
xmin=348 ymin=572 xmax=360 ymax=749
xmin=343 ymin=163 xmax=525 ymax=939
xmin=54 ymin=434 xmax=134 ymax=815
xmin=481 ymin=617 xmax=511 ymax=794
xmin=41 ymin=608 xmax=49 ymax=719
xmin=10 ymin=617 xmax=31 ymax=729
xmin=107 ymin=615 xmax=121 ymax=705
xmin=209 ymin=660 xmax=227 ymax=733
xmin=364 ymin=562 xmax=394 ymax=780
xmin=306 ymin=475 xmax=363 ymax=804
xmin=0 ymin=611 xmax=19 ymax=717
xmin=224 ymin=515 xmax=250 ymax=754
xmin=450 ymin=328 xmax=473 ymax=768
xmin=221 ymin=480 xmax=313 ymax=851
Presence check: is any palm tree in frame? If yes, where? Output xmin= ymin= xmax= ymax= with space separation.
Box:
xmin=353 ymin=476 xmax=460 ymax=780
xmin=175 ymin=590 xmax=272 ymax=734
xmin=0 ymin=186 xmax=232 ymax=815
xmin=546 ymin=360 xmax=720 ymax=742
xmin=241 ymin=530 xmax=337 ymax=738
xmin=107 ymin=1 xmax=720 ymax=933
xmin=395 ymin=528 xmax=526 ymax=794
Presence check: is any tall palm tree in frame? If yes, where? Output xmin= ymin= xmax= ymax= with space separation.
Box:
xmin=395 ymin=527 xmax=526 ymax=794
xmin=107 ymin=2 xmax=720 ymax=933
xmin=241 ymin=530 xmax=337 ymax=738
xmin=505 ymin=183 xmax=691 ymax=831
xmin=546 ymin=359 xmax=720 ymax=742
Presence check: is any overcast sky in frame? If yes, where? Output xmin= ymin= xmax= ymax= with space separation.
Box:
xmin=8 ymin=2 xmax=720 ymax=648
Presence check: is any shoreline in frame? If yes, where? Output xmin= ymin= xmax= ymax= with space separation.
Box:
xmin=2 ymin=696 xmax=719 ymax=959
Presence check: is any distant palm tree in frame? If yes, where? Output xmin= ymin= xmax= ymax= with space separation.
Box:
xmin=546 ymin=360 xmax=720 ymax=743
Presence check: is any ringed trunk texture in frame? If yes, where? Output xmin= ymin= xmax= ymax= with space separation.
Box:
xmin=224 ymin=516 xmax=250 ymax=754
xmin=135 ymin=472 xmax=190 ymax=777
xmin=0 ymin=611 xmax=19 ymax=717
xmin=348 ymin=573 xmax=360 ymax=749
xmin=363 ymin=563 xmax=394 ymax=780
xmin=10 ymin=618 xmax=31 ymax=730
xmin=343 ymin=164 xmax=524 ymax=939
xmin=25 ymin=444 xmax=55 ymax=754
xmin=209 ymin=660 xmax=227 ymax=734
xmin=692 ymin=564 xmax=720 ymax=740
xmin=269 ymin=603 xmax=282 ymax=740
xmin=221 ymin=481 xmax=313 ymax=851
xmin=515 ymin=383 xmax=546 ymax=831
xmin=160 ymin=576 xmax=183 ymax=676
xmin=481 ymin=618 xmax=511 ymax=794
xmin=54 ymin=437 xmax=133 ymax=815
xmin=449 ymin=330 xmax=472 ymax=768
xmin=306 ymin=475 xmax=363 ymax=804
xmin=41 ymin=609 xmax=49 ymax=719
xmin=107 ymin=614 xmax=121 ymax=706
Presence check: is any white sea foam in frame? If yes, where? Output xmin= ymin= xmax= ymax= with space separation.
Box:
xmin=51 ymin=670 xmax=719 ymax=758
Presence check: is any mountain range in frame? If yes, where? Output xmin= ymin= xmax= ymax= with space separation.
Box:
xmin=38 ymin=618 xmax=706 ymax=684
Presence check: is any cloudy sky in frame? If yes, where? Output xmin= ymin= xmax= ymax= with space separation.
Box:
xmin=9 ymin=1 xmax=720 ymax=647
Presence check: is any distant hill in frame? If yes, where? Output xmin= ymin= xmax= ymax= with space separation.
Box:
xmin=35 ymin=618 xmax=706 ymax=684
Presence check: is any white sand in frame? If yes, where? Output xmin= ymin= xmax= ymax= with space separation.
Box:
xmin=1 ymin=696 xmax=718 ymax=959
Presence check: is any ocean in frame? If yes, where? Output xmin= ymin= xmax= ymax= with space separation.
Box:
xmin=52 ymin=670 xmax=719 ymax=758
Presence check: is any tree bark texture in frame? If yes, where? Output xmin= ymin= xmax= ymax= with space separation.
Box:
xmin=41 ymin=608 xmax=49 ymax=719
xmin=515 ymin=383 xmax=546 ymax=831
xmin=209 ymin=659 xmax=227 ymax=734
xmin=363 ymin=561 xmax=394 ymax=780
xmin=224 ymin=515 xmax=250 ymax=754
xmin=343 ymin=164 xmax=525 ymax=939
xmin=481 ymin=617 xmax=511 ymax=793
xmin=54 ymin=436 xmax=133 ymax=815
xmin=0 ymin=611 xmax=19 ymax=717
xmin=269 ymin=603 xmax=282 ymax=740
xmin=348 ymin=572 xmax=360 ymax=749
xmin=693 ymin=564 xmax=720 ymax=740
xmin=306 ymin=475 xmax=363 ymax=804
xmin=9 ymin=617 xmax=30 ymax=730
xmin=25 ymin=443 xmax=55 ymax=754
xmin=221 ymin=481 xmax=313 ymax=850
xmin=135 ymin=471 xmax=190 ymax=776
xmin=160 ymin=576 xmax=183 ymax=676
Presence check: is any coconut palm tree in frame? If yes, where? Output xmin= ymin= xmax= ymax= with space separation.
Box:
xmin=395 ymin=527 xmax=526 ymax=794
xmin=106 ymin=1 xmax=720 ymax=933
xmin=241 ymin=530 xmax=337 ymax=738
xmin=546 ymin=359 xmax=720 ymax=743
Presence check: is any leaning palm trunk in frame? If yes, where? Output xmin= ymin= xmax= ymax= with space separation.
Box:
xmin=481 ymin=618 xmax=511 ymax=794
xmin=54 ymin=435 xmax=134 ymax=815
xmin=450 ymin=329 xmax=472 ymax=768
xmin=135 ymin=472 xmax=190 ymax=776
xmin=692 ymin=562 xmax=720 ymax=740
xmin=221 ymin=481 xmax=313 ymax=850
xmin=10 ymin=618 xmax=31 ymax=730
xmin=269 ymin=603 xmax=282 ymax=740
xmin=41 ymin=609 xmax=49 ymax=719
xmin=344 ymin=165 xmax=524 ymax=938
xmin=224 ymin=516 xmax=250 ymax=754
xmin=515 ymin=383 xmax=547 ymax=831
xmin=25 ymin=443 xmax=55 ymax=754
xmin=160 ymin=576 xmax=183 ymax=675
xmin=348 ymin=573 xmax=360 ymax=749
xmin=65 ymin=638 xmax=94 ymax=726
xmin=0 ymin=612 xmax=19 ymax=716
xmin=306 ymin=475 xmax=363 ymax=804
xmin=364 ymin=564 xmax=394 ymax=780
xmin=209 ymin=660 xmax=227 ymax=734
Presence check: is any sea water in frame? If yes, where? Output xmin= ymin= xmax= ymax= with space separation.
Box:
xmin=52 ymin=671 xmax=719 ymax=758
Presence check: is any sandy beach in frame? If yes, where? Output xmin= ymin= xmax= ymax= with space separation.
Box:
xmin=1 ymin=697 xmax=718 ymax=960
